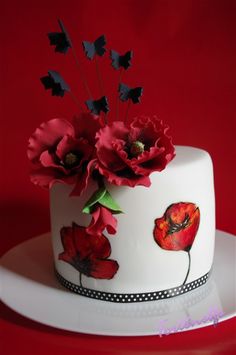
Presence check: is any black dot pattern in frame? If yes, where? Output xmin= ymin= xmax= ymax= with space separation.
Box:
xmin=55 ymin=269 xmax=210 ymax=303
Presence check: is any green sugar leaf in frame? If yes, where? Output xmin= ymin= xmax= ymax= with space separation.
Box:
xmin=82 ymin=186 xmax=107 ymax=214
xmin=99 ymin=191 xmax=123 ymax=214
xmin=82 ymin=187 xmax=123 ymax=214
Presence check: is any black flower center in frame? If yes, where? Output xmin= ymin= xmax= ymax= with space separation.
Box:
xmin=129 ymin=140 xmax=145 ymax=158
xmin=63 ymin=152 xmax=81 ymax=168
xmin=167 ymin=214 xmax=190 ymax=235
xmin=73 ymin=257 xmax=92 ymax=276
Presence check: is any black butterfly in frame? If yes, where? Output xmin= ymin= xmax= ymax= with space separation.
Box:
xmin=86 ymin=96 xmax=109 ymax=115
xmin=40 ymin=70 xmax=70 ymax=97
xmin=119 ymin=83 xmax=143 ymax=104
xmin=82 ymin=35 xmax=106 ymax=60
xmin=48 ymin=19 xmax=72 ymax=54
xmin=110 ymin=50 xmax=133 ymax=70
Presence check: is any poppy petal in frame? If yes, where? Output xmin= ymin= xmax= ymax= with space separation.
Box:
xmin=89 ymin=259 xmax=119 ymax=279
xmin=70 ymin=159 xmax=96 ymax=196
xmin=27 ymin=118 xmax=75 ymax=162
xmin=59 ymin=226 xmax=77 ymax=262
xmin=30 ymin=167 xmax=77 ymax=188
xmin=86 ymin=205 xmax=117 ymax=236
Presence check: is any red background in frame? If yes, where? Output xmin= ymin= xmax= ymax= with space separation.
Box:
xmin=1 ymin=0 xmax=235 ymax=353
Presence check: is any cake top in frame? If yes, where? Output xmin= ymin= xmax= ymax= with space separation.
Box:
xmin=27 ymin=19 xmax=176 ymax=237
xmin=167 ymin=146 xmax=211 ymax=169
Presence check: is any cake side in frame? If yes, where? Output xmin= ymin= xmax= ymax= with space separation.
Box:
xmin=50 ymin=146 xmax=215 ymax=295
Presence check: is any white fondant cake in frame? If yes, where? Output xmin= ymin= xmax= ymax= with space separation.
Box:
xmin=50 ymin=146 xmax=215 ymax=302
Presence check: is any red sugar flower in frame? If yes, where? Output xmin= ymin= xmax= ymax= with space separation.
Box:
xmin=59 ymin=222 xmax=119 ymax=284
xmin=86 ymin=205 xmax=117 ymax=236
xmin=27 ymin=113 xmax=102 ymax=196
xmin=95 ymin=116 xmax=175 ymax=188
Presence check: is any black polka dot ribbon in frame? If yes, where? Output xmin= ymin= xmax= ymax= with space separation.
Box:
xmin=55 ymin=269 xmax=211 ymax=303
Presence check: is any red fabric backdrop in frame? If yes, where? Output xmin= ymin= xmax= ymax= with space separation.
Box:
xmin=0 ymin=0 xmax=236 ymax=353
xmin=1 ymin=0 xmax=236 ymax=255
xmin=1 ymin=0 xmax=236 ymax=256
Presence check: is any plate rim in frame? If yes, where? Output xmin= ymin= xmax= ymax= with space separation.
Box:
xmin=1 ymin=229 xmax=235 ymax=336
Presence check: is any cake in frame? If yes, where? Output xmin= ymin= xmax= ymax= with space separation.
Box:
xmin=50 ymin=145 xmax=215 ymax=302
xmin=27 ymin=20 xmax=215 ymax=303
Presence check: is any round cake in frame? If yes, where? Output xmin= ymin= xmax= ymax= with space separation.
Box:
xmin=50 ymin=146 xmax=215 ymax=302
xmin=27 ymin=21 xmax=215 ymax=303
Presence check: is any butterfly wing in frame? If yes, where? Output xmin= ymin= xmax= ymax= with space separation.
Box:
xmin=119 ymin=83 xmax=130 ymax=102
xmin=40 ymin=70 xmax=70 ymax=97
xmin=94 ymin=35 xmax=106 ymax=57
xmin=40 ymin=75 xmax=53 ymax=90
xmin=83 ymin=41 xmax=96 ymax=59
xmin=47 ymin=19 xmax=72 ymax=54
xmin=48 ymin=32 xmax=70 ymax=54
xmin=110 ymin=50 xmax=120 ymax=70
xmin=86 ymin=99 xmax=96 ymax=113
xmin=49 ymin=70 xmax=70 ymax=92
xmin=48 ymin=32 xmax=61 ymax=46
xmin=98 ymin=96 xmax=109 ymax=113
xmin=40 ymin=73 xmax=63 ymax=97
xmin=86 ymin=96 xmax=109 ymax=115
xmin=58 ymin=19 xmax=72 ymax=47
xmin=129 ymin=87 xmax=143 ymax=104
xmin=120 ymin=51 xmax=133 ymax=70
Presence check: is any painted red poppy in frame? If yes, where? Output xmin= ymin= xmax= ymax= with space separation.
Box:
xmin=154 ymin=202 xmax=200 ymax=285
xmin=154 ymin=202 xmax=200 ymax=252
xmin=59 ymin=222 xmax=119 ymax=286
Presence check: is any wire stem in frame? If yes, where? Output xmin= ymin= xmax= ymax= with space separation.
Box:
xmin=95 ymin=55 xmax=104 ymax=97
xmin=71 ymin=46 xmax=93 ymax=98
xmin=124 ymin=99 xmax=131 ymax=124
xmin=103 ymin=112 xmax=108 ymax=125
xmin=116 ymin=69 xmax=123 ymax=121
xmin=69 ymin=91 xmax=84 ymax=111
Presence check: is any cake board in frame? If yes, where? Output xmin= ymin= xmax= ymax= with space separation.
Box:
xmin=0 ymin=230 xmax=235 ymax=336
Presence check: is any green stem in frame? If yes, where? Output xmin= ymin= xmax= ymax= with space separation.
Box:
xmin=183 ymin=251 xmax=191 ymax=285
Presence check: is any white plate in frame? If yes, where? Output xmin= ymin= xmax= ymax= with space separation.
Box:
xmin=0 ymin=230 xmax=235 ymax=336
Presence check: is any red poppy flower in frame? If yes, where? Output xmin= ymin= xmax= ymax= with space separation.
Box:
xmin=27 ymin=113 xmax=102 ymax=196
xmin=86 ymin=205 xmax=117 ymax=236
xmin=95 ymin=116 xmax=175 ymax=188
xmin=154 ymin=202 xmax=200 ymax=251
xmin=58 ymin=222 xmax=119 ymax=284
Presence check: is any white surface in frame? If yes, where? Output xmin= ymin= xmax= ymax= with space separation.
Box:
xmin=50 ymin=146 xmax=215 ymax=293
xmin=0 ymin=230 xmax=235 ymax=336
